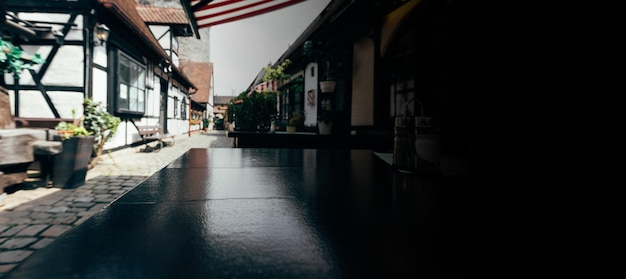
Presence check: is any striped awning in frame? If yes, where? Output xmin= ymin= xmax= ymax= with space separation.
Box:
xmin=253 ymin=79 xmax=279 ymax=93
xmin=187 ymin=0 xmax=306 ymax=30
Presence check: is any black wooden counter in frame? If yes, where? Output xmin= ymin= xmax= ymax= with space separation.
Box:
xmin=227 ymin=130 xmax=392 ymax=150
xmin=6 ymin=148 xmax=476 ymax=279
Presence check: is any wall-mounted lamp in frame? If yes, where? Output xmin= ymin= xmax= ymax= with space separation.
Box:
xmin=162 ymin=59 xmax=172 ymax=74
xmin=164 ymin=65 xmax=172 ymax=74
xmin=94 ymin=23 xmax=110 ymax=46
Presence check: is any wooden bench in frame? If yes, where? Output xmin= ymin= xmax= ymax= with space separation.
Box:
xmin=136 ymin=126 xmax=175 ymax=152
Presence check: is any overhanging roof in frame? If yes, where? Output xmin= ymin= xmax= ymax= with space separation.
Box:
xmin=136 ymin=5 xmax=190 ymax=25
xmin=98 ymin=0 xmax=196 ymax=90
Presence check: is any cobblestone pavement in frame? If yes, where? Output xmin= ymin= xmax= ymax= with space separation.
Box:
xmin=0 ymin=130 xmax=232 ymax=276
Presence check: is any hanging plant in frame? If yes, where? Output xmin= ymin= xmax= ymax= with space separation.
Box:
xmin=262 ymin=59 xmax=292 ymax=83
xmin=0 ymin=38 xmax=45 ymax=79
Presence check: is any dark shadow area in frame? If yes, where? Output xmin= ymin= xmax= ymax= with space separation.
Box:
xmin=4 ymin=148 xmax=475 ymax=279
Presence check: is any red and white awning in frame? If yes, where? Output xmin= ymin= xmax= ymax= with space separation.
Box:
xmin=189 ymin=0 xmax=306 ymax=29
xmin=253 ymin=79 xmax=279 ymax=93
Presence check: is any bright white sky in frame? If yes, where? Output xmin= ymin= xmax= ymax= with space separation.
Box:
xmin=209 ymin=0 xmax=332 ymax=96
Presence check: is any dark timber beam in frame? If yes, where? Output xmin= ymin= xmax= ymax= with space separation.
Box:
xmin=29 ymin=69 xmax=60 ymax=118
xmin=36 ymin=13 xmax=78 ymax=80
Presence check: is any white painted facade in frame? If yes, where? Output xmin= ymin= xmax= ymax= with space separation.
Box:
xmin=4 ymin=6 xmax=194 ymax=151
xmin=303 ymin=63 xmax=318 ymax=127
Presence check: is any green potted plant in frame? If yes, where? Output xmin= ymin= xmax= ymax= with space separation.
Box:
xmin=54 ymin=121 xmax=91 ymax=139
xmin=202 ymin=118 xmax=210 ymax=132
xmin=318 ymin=98 xmax=333 ymax=135
xmin=82 ymin=98 xmax=121 ymax=169
xmin=287 ymin=111 xmax=304 ymax=133
xmin=53 ymin=115 xmax=95 ymax=189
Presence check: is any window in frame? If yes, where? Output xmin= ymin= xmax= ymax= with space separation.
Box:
xmin=117 ymin=53 xmax=146 ymax=114
xmin=181 ymin=98 xmax=187 ymax=120
xmin=173 ymin=96 xmax=179 ymax=117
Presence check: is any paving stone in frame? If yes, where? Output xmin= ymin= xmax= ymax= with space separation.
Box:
xmin=92 ymin=189 xmax=110 ymax=194
xmin=30 ymin=212 xmax=53 ymax=219
xmin=0 ymin=226 xmax=8 ymax=234
xmin=11 ymin=204 xmax=35 ymax=211
xmin=47 ymin=206 xmax=69 ymax=213
xmin=29 ymin=238 xmax=55 ymax=250
xmin=76 ymin=210 xmax=97 ymax=217
xmin=40 ymin=225 xmax=72 ymax=237
xmin=11 ymin=218 xmax=33 ymax=225
xmin=74 ymin=188 xmax=93 ymax=193
xmin=0 ymin=250 xmax=33 ymax=263
xmin=68 ymin=207 xmax=88 ymax=213
xmin=74 ymin=197 xmax=94 ymax=203
xmin=94 ymin=198 xmax=116 ymax=203
xmin=38 ymin=197 xmax=63 ymax=205
xmin=31 ymin=206 xmax=53 ymax=212
xmin=51 ymin=213 xmax=75 ymax=218
xmin=52 ymin=201 xmax=71 ymax=207
xmin=3 ymin=211 xmax=28 ymax=218
xmin=0 ymin=237 xmax=37 ymax=249
xmin=0 ymin=238 xmax=6 ymax=244
xmin=94 ymin=194 xmax=112 ymax=199
xmin=89 ymin=204 xmax=107 ymax=212
xmin=28 ymin=219 xmax=53 ymax=225
xmin=105 ymin=179 xmax=124 ymax=183
xmin=51 ymin=216 xmax=77 ymax=225
xmin=74 ymin=215 xmax=94 ymax=226
xmin=70 ymin=202 xmax=95 ymax=208
xmin=0 ymin=225 xmax=27 ymax=237
xmin=109 ymin=190 xmax=126 ymax=194
xmin=0 ymin=264 xmax=17 ymax=273
xmin=15 ymin=225 xmax=49 ymax=236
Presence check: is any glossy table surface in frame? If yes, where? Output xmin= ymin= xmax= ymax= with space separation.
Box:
xmin=6 ymin=148 xmax=471 ymax=278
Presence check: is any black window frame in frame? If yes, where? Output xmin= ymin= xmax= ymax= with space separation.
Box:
xmin=115 ymin=51 xmax=146 ymax=116
xmin=181 ymin=97 xmax=187 ymax=120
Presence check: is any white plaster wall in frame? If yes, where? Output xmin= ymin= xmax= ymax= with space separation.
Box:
xmin=147 ymin=77 xmax=161 ymax=118
xmin=13 ymin=91 xmax=54 ymax=118
xmin=351 ymin=38 xmax=375 ymax=126
xmin=39 ymin=46 xmax=84 ymax=86
xmin=304 ymin=64 xmax=318 ymax=127
xmin=19 ymin=13 xmax=83 ymax=41
xmin=93 ymin=45 xmax=107 ymax=67
xmin=92 ymin=68 xmax=108 ymax=106
xmin=167 ymin=95 xmax=175 ymax=119
xmin=103 ymin=121 xmax=129 ymax=150
xmin=167 ymin=119 xmax=189 ymax=135
xmin=164 ymin=86 xmax=189 ymax=135
xmin=48 ymin=91 xmax=84 ymax=118
xmin=13 ymin=90 xmax=83 ymax=118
